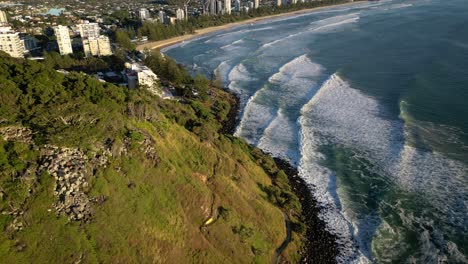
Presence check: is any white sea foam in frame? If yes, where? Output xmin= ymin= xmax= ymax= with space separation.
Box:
xmin=308 ymin=13 xmax=359 ymax=25
xmin=234 ymin=95 xmax=277 ymax=145
xmin=257 ymin=109 xmax=301 ymax=164
xmin=167 ymin=2 xmax=468 ymax=261
xmin=236 ymin=54 xmax=325 ymax=150
xmin=227 ymin=62 xmax=258 ymax=104
xmin=220 ymin=38 xmax=245 ymax=50
xmin=217 ymin=26 xmax=273 ymax=38
xmin=299 ymin=74 xmax=372 ymax=263
xmin=259 ymin=13 xmax=360 ymax=50
xmin=310 ymin=16 xmax=360 ymax=32
xmin=214 ymin=60 xmax=232 ymax=83
xmin=267 ymin=54 xmax=325 ymax=109
xmin=389 ymin=3 xmax=413 ymax=10
xmin=205 ymin=26 xmax=274 ymax=45
xmin=298 ymin=73 xmax=468 ymax=262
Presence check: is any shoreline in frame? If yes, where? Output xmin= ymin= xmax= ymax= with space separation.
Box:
xmin=274 ymin=158 xmax=339 ymax=263
xmin=137 ymin=1 xmax=362 ymax=51
xmin=222 ymin=93 xmax=339 ymax=262
xmin=159 ymin=3 xmax=365 ymax=260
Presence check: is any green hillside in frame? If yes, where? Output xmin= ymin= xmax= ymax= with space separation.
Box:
xmin=0 ymin=52 xmax=306 ymax=263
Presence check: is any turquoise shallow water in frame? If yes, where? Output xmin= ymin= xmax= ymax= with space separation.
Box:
xmin=166 ymin=0 xmax=468 ymax=262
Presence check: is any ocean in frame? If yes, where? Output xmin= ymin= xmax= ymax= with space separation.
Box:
xmin=165 ymin=0 xmax=468 ymax=262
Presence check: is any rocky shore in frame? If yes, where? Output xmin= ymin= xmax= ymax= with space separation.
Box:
xmin=274 ymin=158 xmax=339 ymax=264
xmin=223 ymin=93 xmax=339 ymax=263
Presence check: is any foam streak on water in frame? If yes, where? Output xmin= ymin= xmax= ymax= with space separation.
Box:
xmin=299 ymin=73 xmax=468 ymax=262
xmin=259 ymin=13 xmax=360 ymax=50
xmin=165 ymin=0 xmax=468 ymax=261
xmin=235 ymin=54 xmax=324 ymax=157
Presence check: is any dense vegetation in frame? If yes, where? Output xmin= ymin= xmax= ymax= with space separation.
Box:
xmin=42 ymin=51 xmax=127 ymax=73
xmin=0 ymin=51 xmax=307 ymax=262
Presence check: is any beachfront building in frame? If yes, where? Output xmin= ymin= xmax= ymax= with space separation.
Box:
xmin=83 ymin=35 xmax=112 ymax=57
xmin=158 ymin=11 xmax=167 ymax=24
xmin=234 ymin=0 xmax=241 ymax=12
xmin=139 ymin=8 xmax=150 ymax=20
xmin=0 ymin=27 xmax=23 ymax=58
xmin=0 ymin=10 xmax=8 ymax=25
xmin=21 ymin=35 xmax=38 ymax=53
xmin=123 ymin=63 xmax=160 ymax=96
xmin=78 ymin=21 xmax=100 ymax=39
xmin=254 ymin=0 xmax=260 ymax=9
xmin=176 ymin=8 xmax=185 ymax=21
xmin=291 ymin=0 xmax=297 ymax=4
xmin=217 ymin=1 xmax=224 ymax=14
xmin=54 ymin=25 xmax=73 ymax=55
xmin=224 ymin=0 xmax=231 ymax=14
xmin=209 ymin=0 xmax=221 ymax=15
xmin=169 ymin=17 xmax=177 ymax=24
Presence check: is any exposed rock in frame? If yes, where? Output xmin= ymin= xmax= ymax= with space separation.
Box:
xmin=7 ymin=218 xmax=24 ymax=233
xmin=90 ymin=195 xmax=107 ymax=205
xmin=119 ymin=132 xmax=159 ymax=165
xmin=118 ymin=138 xmax=131 ymax=156
xmin=141 ymin=137 xmax=159 ymax=164
xmin=0 ymin=126 xmax=33 ymax=143
xmin=38 ymin=146 xmax=110 ymax=223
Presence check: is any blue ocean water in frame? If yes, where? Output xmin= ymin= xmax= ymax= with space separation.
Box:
xmin=166 ymin=0 xmax=468 ymax=262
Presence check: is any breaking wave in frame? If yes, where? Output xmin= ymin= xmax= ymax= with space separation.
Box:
xmin=259 ymin=13 xmax=360 ymax=50
xmin=165 ymin=1 xmax=468 ymax=261
xmin=299 ymin=73 xmax=468 ymax=262
xmin=235 ymin=54 xmax=325 ymax=153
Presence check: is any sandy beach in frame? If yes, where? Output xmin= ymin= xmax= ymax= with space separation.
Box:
xmin=136 ymin=1 xmax=361 ymax=51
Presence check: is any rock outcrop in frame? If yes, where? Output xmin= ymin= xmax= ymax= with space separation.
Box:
xmin=39 ymin=146 xmax=109 ymax=222
xmin=0 ymin=126 xmax=33 ymax=144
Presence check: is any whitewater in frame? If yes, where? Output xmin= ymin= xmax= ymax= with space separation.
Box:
xmin=166 ymin=0 xmax=468 ymax=262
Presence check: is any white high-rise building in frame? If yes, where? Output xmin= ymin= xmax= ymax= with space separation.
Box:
xmin=54 ymin=25 xmax=73 ymax=55
xmin=291 ymin=0 xmax=297 ymax=4
xmin=276 ymin=0 xmax=282 ymax=6
xmin=123 ymin=63 xmax=160 ymax=96
xmin=83 ymin=35 xmax=112 ymax=57
xmin=0 ymin=27 xmax=23 ymax=58
xmin=209 ymin=0 xmax=217 ymax=15
xmin=234 ymin=0 xmax=241 ymax=12
xmin=224 ymin=0 xmax=231 ymax=14
xmin=0 ymin=10 xmax=8 ymax=25
xmin=158 ymin=11 xmax=166 ymax=24
xmin=138 ymin=8 xmax=150 ymax=20
xmin=217 ymin=1 xmax=223 ymax=14
xmin=78 ymin=22 xmax=100 ymax=39
xmin=96 ymin=35 xmax=112 ymax=56
xmin=176 ymin=8 xmax=185 ymax=20
xmin=254 ymin=0 xmax=260 ymax=9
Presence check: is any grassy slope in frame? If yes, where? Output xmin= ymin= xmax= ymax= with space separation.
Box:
xmin=0 ymin=53 xmax=303 ymax=263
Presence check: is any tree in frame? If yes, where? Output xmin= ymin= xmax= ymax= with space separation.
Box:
xmin=194 ymin=74 xmax=209 ymax=91
xmin=115 ymin=29 xmax=134 ymax=50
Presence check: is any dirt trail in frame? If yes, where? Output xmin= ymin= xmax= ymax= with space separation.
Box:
xmin=273 ymin=210 xmax=292 ymax=264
